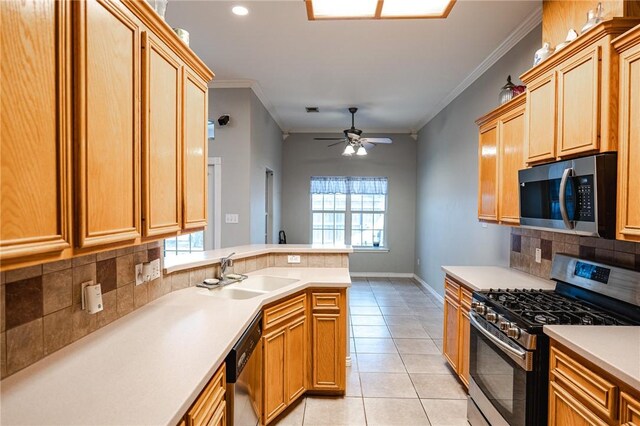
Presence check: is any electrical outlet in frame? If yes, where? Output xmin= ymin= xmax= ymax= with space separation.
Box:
xmin=225 ymin=214 xmax=239 ymax=224
xmin=287 ymin=255 xmax=301 ymax=264
xmin=535 ymin=248 xmax=542 ymax=264
xmin=482 ymin=222 xmax=488 ymax=228
xmin=148 ymin=259 xmax=161 ymax=281
xmin=135 ymin=264 xmax=144 ymax=285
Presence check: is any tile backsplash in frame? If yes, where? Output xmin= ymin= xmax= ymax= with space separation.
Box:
xmin=510 ymin=227 xmax=640 ymax=279
xmin=0 ymin=248 xmax=348 ymax=379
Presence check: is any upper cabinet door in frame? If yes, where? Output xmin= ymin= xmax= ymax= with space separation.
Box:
xmin=478 ymin=123 xmax=499 ymax=222
xmin=557 ymin=45 xmax=601 ymax=157
xmin=75 ymin=0 xmax=141 ymax=248
xmin=142 ymin=33 xmax=182 ymax=237
xmin=526 ymin=72 xmax=557 ymax=164
xmin=0 ymin=0 xmax=72 ymax=260
xmin=498 ymin=104 xmax=525 ymax=224
xmin=182 ymin=70 xmax=208 ymax=229
xmin=617 ymin=40 xmax=640 ymax=242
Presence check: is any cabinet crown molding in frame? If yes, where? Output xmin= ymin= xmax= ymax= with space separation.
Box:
xmin=612 ymin=23 xmax=640 ymax=51
xmin=475 ymin=93 xmax=527 ymax=127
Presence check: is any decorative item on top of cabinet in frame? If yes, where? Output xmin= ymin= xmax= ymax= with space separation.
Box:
xmin=499 ymin=75 xmax=516 ymax=105
xmin=476 ymin=94 xmax=526 ymax=225
xmin=522 ymin=18 xmax=640 ymax=166
xmin=0 ymin=0 xmax=72 ymax=261
xmin=442 ymin=276 xmax=472 ymax=388
xmin=548 ymin=340 xmax=640 ymax=426
xmin=74 ymin=0 xmax=142 ymax=248
xmin=613 ymin=24 xmax=640 ymax=242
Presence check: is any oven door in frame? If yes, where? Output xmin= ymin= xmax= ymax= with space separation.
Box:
xmin=468 ymin=312 xmax=534 ymax=426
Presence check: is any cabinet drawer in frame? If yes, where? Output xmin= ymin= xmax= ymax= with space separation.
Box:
xmin=550 ymin=346 xmax=618 ymax=421
xmin=444 ymin=278 xmax=460 ymax=302
xmin=621 ymin=392 xmax=640 ymax=425
xmin=186 ymin=363 xmax=226 ymax=426
xmin=460 ymin=287 xmax=472 ymax=312
xmin=311 ymin=292 xmax=341 ymax=311
xmin=264 ymin=293 xmax=306 ymax=330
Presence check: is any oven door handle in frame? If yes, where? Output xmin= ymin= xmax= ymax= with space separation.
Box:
xmin=559 ymin=167 xmax=575 ymax=230
xmin=469 ymin=312 xmax=532 ymax=371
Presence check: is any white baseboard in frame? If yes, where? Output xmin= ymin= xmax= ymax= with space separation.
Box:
xmin=349 ymin=272 xmax=415 ymax=278
xmin=413 ymin=274 xmax=445 ymax=306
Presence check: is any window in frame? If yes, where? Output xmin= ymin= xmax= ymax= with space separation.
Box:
xmin=311 ymin=177 xmax=387 ymax=248
xmin=164 ymin=231 xmax=204 ymax=257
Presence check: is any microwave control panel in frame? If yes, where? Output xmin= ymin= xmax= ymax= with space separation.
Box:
xmin=575 ymin=176 xmax=594 ymax=222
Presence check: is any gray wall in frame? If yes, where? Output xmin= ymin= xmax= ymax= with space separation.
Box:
xmin=209 ymin=88 xmax=283 ymax=247
xmin=281 ymin=134 xmax=417 ymax=273
xmin=415 ymin=25 xmax=542 ymax=297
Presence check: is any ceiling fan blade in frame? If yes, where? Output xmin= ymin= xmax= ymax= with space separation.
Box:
xmin=327 ymin=140 xmax=347 ymax=147
xmin=361 ymin=137 xmax=392 ymax=144
xmin=314 ymin=137 xmax=345 ymax=141
xmin=361 ymin=142 xmax=376 ymax=150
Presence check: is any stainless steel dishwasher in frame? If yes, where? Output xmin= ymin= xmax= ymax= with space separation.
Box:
xmin=225 ymin=312 xmax=263 ymax=426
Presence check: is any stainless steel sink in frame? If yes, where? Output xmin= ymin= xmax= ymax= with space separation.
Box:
xmin=236 ymin=275 xmax=299 ymax=292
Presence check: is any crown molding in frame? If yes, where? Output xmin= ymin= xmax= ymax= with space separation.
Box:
xmin=209 ymin=79 xmax=285 ymax=131
xmin=413 ymin=5 xmax=542 ymax=132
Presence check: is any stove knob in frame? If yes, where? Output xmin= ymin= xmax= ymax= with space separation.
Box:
xmin=499 ymin=321 xmax=511 ymax=331
xmin=474 ymin=303 xmax=487 ymax=315
xmin=486 ymin=311 xmax=498 ymax=322
xmin=471 ymin=301 xmax=479 ymax=310
xmin=507 ymin=326 xmax=522 ymax=339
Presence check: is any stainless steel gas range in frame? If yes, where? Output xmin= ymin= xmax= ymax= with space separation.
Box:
xmin=467 ymin=254 xmax=640 ymax=426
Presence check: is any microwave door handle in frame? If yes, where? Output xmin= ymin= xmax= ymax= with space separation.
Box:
xmin=469 ymin=312 xmax=532 ymax=371
xmin=559 ymin=167 xmax=575 ymax=230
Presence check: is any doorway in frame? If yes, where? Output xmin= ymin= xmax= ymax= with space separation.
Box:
xmin=265 ymin=169 xmax=274 ymax=243
xmin=206 ymin=157 xmax=222 ymax=250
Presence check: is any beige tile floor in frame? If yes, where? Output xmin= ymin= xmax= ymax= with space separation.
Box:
xmin=273 ymin=277 xmax=469 ymax=426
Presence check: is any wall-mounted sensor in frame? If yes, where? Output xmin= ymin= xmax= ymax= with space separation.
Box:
xmin=218 ymin=114 xmax=230 ymax=126
xmin=81 ymin=281 xmax=103 ymax=314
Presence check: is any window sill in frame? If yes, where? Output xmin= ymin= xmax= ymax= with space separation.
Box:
xmin=353 ymin=247 xmax=389 ymax=253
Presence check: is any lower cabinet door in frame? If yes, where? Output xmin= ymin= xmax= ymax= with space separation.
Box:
xmin=208 ymin=400 xmax=226 ymax=426
xmin=286 ymin=315 xmax=307 ymax=402
xmin=458 ymin=310 xmax=470 ymax=387
xmin=549 ymin=382 xmax=608 ymax=426
xmin=443 ymin=295 xmax=460 ymax=372
xmin=311 ymin=313 xmax=343 ymax=390
xmin=263 ymin=326 xmax=287 ymax=423
xmin=621 ymin=392 xmax=640 ymax=426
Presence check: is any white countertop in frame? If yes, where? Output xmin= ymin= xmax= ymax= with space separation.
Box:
xmin=441 ymin=266 xmax=556 ymax=291
xmin=544 ymin=325 xmax=640 ymax=390
xmin=0 ymin=267 xmax=351 ymax=426
xmin=164 ymin=244 xmax=353 ymax=274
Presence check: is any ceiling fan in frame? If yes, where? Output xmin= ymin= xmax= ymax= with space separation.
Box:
xmin=315 ymin=107 xmax=392 ymax=156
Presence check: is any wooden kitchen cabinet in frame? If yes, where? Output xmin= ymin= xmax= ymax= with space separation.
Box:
xmin=286 ymin=316 xmax=307 ymax=402
xmin=182 ymin=70 xmax=209 ymax=230
xmin=0 ymin=0 xmax=72 ymax=260
xmin=548 ymin=340 xmax=640 ymax=426
xmin=75 ymin=0 xmax=142 ymax=248
xmin=141 ymin=32 xmax=183 ymax=237
xmin=443 ymin=276 xmax=473 ymax=388
xmin=309 ymin=290 xmax=346 ymax=392
xmin=614 ymin=24 xmax=640 ymax=242
xmin=263 ymin=326 xmax=288 ymax=423
xmin=0 ymin=0 xmax=214 ymax=270
xmin=476 ymin=94 xmax=526 ymax=225
xmin=521 ymin=19 xmax=640 ymax=165
xmin=185 ymin=362 xmax=226 ymax=426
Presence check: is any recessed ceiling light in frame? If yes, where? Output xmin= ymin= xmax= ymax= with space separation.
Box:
xmin=232 ymin=6 xmax=249 ymax=16
xmin=305 ymin=0 xmax=456 ymax=20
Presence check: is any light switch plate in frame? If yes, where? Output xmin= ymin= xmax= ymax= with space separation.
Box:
xmin=287 ymin=255 xmax=301 ymax=264
xmin=225 ymin=213 xmax=239 ymax=224
xmin=535 ymin=248 xmax=542 ymax=264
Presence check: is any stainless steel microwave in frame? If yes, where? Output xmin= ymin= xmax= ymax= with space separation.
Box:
xmin=518 ymin=153 xmax=617 ymax=238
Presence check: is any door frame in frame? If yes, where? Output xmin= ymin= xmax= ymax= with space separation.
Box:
xmin=207 ymin=157 xmax=222 ymax=249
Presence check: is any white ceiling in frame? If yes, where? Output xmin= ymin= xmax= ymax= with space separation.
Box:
xmin=167 ymin=0 xmax=541 ymax=133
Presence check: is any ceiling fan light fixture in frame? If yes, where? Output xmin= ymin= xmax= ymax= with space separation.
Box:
xmin=356 ymin=145 xmax=367 ymax=156
xmin=343 ymin=144 xmax=356 ymax=156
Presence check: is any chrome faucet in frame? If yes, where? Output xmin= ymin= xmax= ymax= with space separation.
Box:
xmin=219 ymin=252 xmax=236 ymax=281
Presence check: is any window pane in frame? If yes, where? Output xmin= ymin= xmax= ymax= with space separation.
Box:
xmin=177 ymin=235 xmax=190 ymax=251
xmin=335 ymin=230 xmax=345 ymax=244
xmin=374 ymin=194 xmax=386 ymax=211
xmin=323 ymin=194 xmax=334 ymax=210
xmin=352 ymin=213 xmax=361 ymax=228
xmin=351 ymin=194 xmax=362 ymax=211
xmin=191 ymin=232 xmax=204 ymax=250
xmin=324 ymin=213 xmax=334 ymax=227
xmin=313 ymin=213 xmax=323 ymax=229
xmin=335 ymin=213 xmax=345 ymax=230
xmin=313 ymin=230 xmax=323 ymax=244
xmin=165 ymin=238 xmax=177 ymax=250
xmin=312 ymin=194 xmax=323 ymax=210
xmin=377 ymin=231 xmax=384 ymax=246
xmin=362 ymin=213 xmax=374 ymax=230
xmin=335 ymin=194 xmax=347 ymax=211
xmin=323 ymin=230 xmax=334 ymax=244
xmin=362 ymin=230 xmax=374 ymax=246
xmin=374 ymin=213 xmax=385 ymax=229
xmin=351 ymin=230 xmax=362 ymax=246
xmin=362 ymin=194 xmax=374 ymax=211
